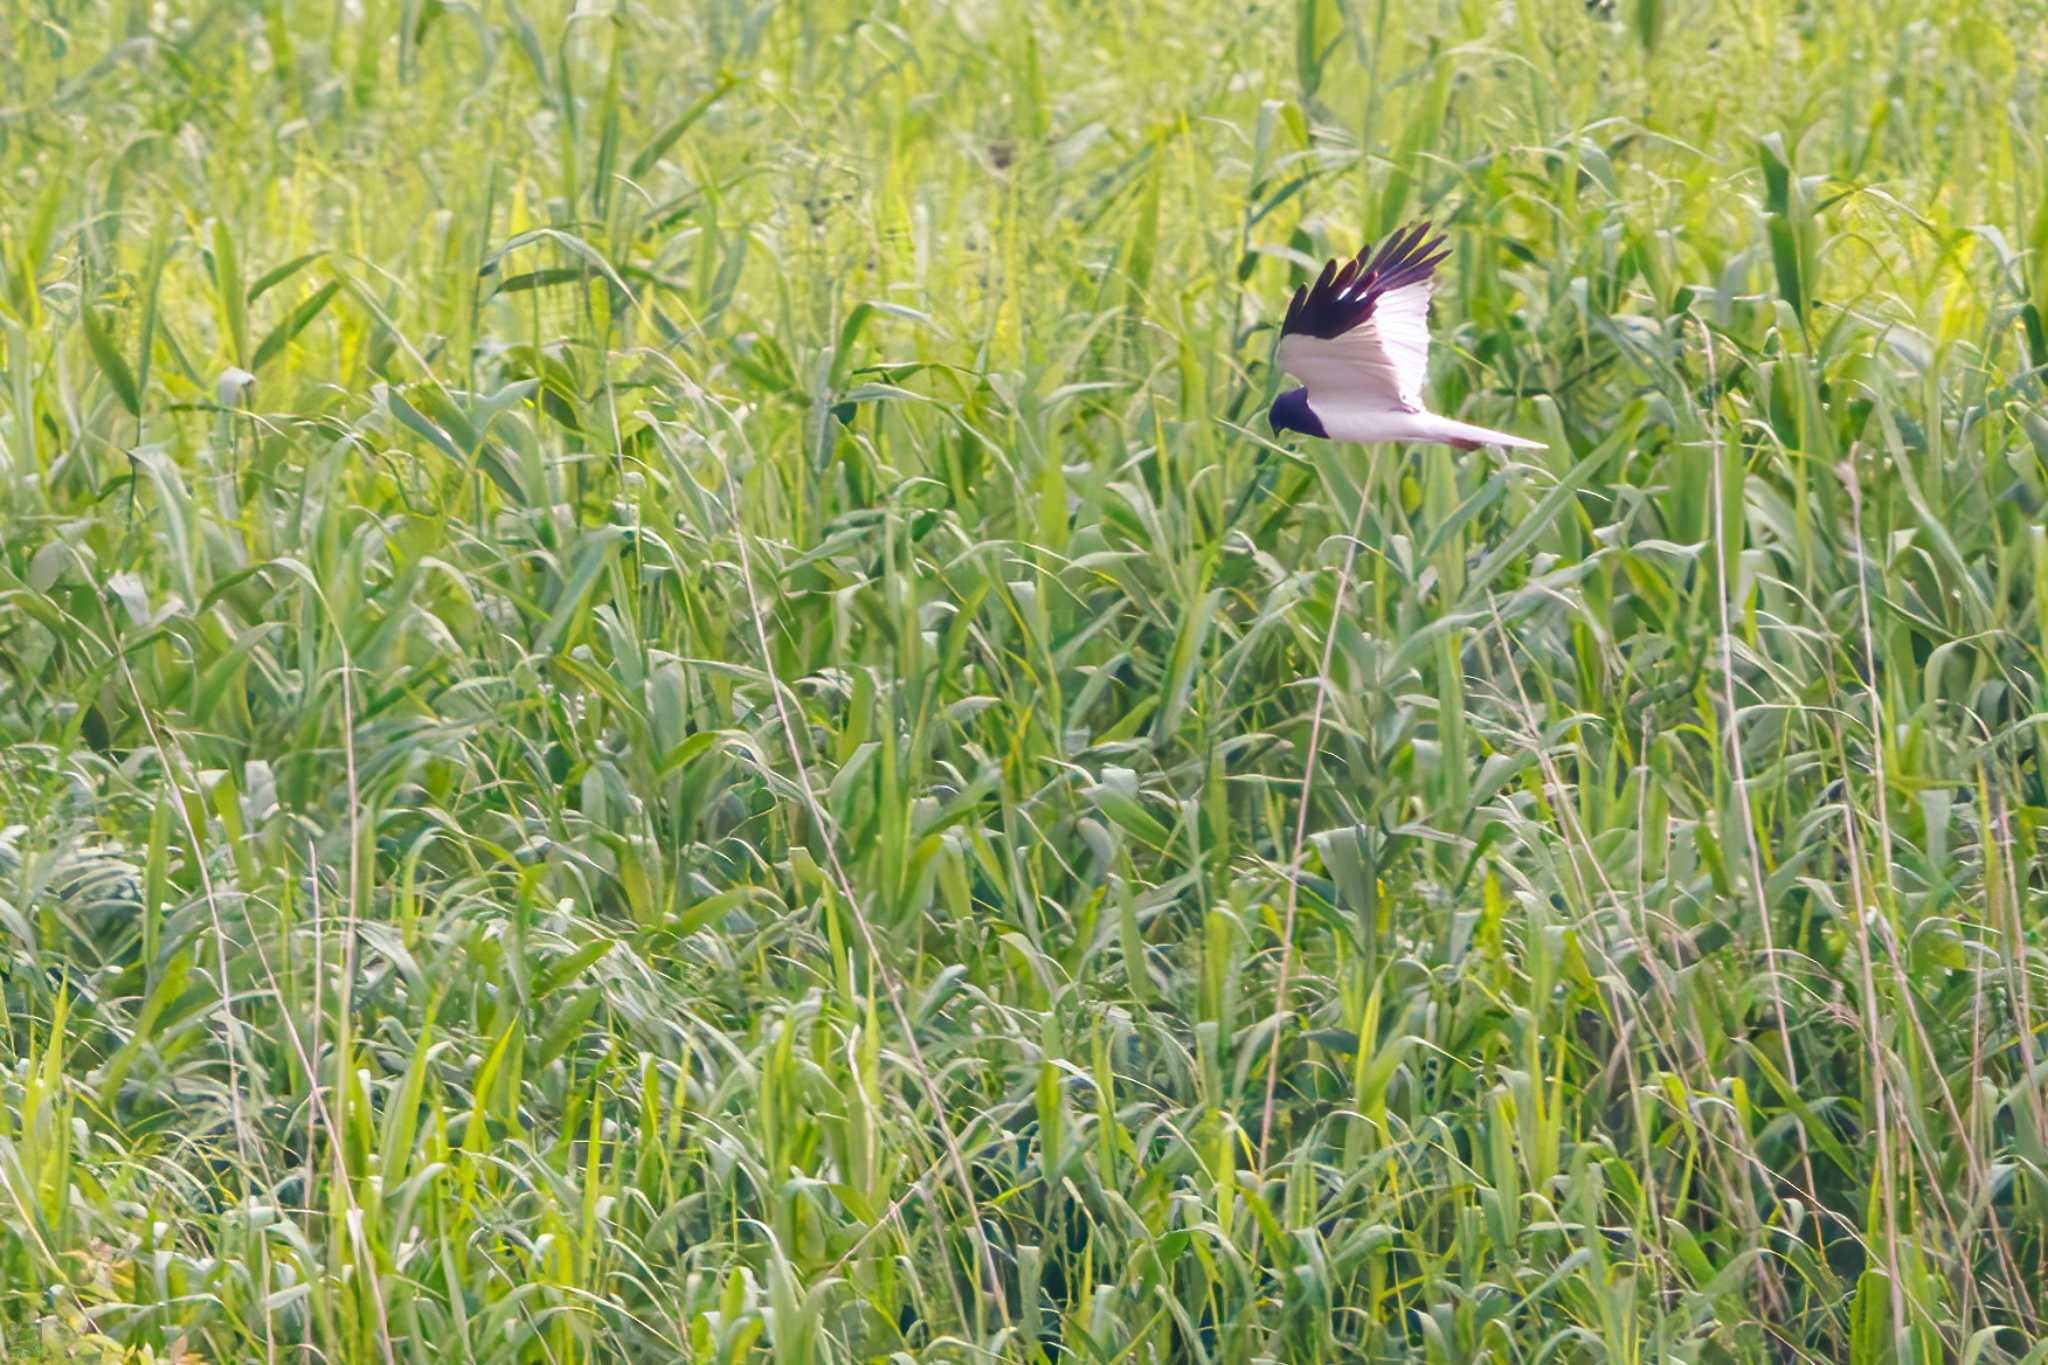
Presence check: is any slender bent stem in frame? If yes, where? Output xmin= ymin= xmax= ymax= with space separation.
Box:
xmin=1258 ymin=449 xmax=1375 ymax=1173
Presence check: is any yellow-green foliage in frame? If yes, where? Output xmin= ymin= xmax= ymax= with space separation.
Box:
xmin=2 ymin=0 xmax=2046 ymax=1360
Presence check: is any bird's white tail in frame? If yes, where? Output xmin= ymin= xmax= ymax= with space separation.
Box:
xmin=1410 ymin=413 xmax=1546 ymax=450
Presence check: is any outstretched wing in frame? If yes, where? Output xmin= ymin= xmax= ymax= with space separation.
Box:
xmin=1275 ymin=221 xmax=1449 ymax=413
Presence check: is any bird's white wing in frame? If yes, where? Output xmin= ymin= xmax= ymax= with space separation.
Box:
xmin=1276 ymin=278 xmax=1434 ymax=412
xmin=1274 ymin=222 xmax=1448 ymax=413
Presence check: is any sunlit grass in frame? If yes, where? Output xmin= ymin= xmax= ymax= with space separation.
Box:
xmin=3 ymin=0 xmax=2048 ymax=1359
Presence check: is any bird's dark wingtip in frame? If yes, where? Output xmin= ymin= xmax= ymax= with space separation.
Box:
xmin=1279 ymin=219 xmax=1449 ymax=341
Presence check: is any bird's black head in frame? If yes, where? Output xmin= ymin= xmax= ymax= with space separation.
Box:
xmin=1267 ymin=386 xmax=1326 ymax=438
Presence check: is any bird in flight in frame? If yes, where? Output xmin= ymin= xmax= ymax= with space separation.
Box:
xmin=1267 ymin=221 xmax=1542 ymax=451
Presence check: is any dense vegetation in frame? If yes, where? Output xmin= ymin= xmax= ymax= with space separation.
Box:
xmin=4 ymin=0 xmax=2047 ymax=1359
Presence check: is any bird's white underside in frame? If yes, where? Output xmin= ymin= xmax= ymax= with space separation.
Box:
xmin=1304 ymin=402 xmax=1546 ymax=449
xmin=1276 ymin=277 xmax=1543 ymax=449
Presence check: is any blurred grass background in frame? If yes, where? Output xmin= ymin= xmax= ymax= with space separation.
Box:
xmin=3 ymin=0 xmax=2048 ymax=1359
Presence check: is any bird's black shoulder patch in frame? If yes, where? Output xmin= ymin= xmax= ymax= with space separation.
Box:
xmin=1279 ymin=220 xmax=1450 ymax=341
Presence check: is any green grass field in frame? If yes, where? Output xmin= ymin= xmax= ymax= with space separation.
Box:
xmin=3 ymin=0 xmax=2047 ymax=1359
